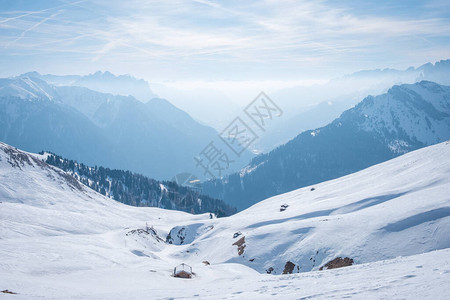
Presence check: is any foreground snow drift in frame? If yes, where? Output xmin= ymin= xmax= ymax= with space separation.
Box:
xmin=1 ymin=141 xmax=450 ymax=299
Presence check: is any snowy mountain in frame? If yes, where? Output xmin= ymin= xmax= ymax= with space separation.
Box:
xmin=1 ymin=141 xmax=449 ymax=298
xmin=54 ymin=85 xmax=225 ymax=179
xmin=43 ymin=152 xmax=235 ymax=216
xmin=20 ymin=70 xmax=158 ymax=102
xmin=203 ymin=81 xmax=450 ymax=210
xmin=0 ymin=78 xmax=114 ymax=168
xmin=273 ymin=59 xmax=450 ymax=117
xmin=0 ymin=76 xmax=58 ymax=100
xmin=0 ymin=76 xmax=247 ymax=180
xmin=259 ymin=59 xmax=450 ymax=151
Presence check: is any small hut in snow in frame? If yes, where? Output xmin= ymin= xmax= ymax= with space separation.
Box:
xmin=173 ymin=263 xmax=193 ymax=278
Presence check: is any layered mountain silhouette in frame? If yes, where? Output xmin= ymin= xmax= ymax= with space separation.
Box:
xmin=203 ymin=81 xmax=450 ymax=210
xmin=258 ymin=59 xmax=450 ymax=151
xmin=0 ymin=75 xmax=251 ymax=180
xmin=20 ymin=71 xmax=157 ymax=102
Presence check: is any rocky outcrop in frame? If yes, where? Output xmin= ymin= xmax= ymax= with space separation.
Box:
xmin=233 ymin=236 xmax=246 ymax=256
xmin=319 ymin=257 xmax=354 ymax=270
xmin=282 ymin=261 xmax=296 ymax=274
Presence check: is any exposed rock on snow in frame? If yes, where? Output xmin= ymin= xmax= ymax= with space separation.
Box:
xmin=320 ymin=257 xmax=354 ymax=270
xmin=233 ymin=236 xmax=246 ymax=256
xmin=166 ymin=223 xmax=214 ymax=245
xmin=282 ymin=261 xmax=296 ymax=274
xmin=233 ymin=231 xmax=242 ymax=238
xmin=280 ymin=204 xmax=289 ymax=212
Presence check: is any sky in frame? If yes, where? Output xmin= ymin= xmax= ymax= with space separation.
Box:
xmin=0 ymin=0 xmax=449 ymax=92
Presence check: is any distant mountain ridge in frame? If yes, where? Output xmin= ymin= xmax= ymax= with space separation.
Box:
xmin=258 ymin=59 xmax=450 ymax=151
xmin=0 ymin=77 xmax=114 ymax=168
xmin=0 ymin=76 xmax=249 ymax=180
xmin=19 ymin=70 xmax=157 ymax=102
xmin=273 ymin=59 xmax=450 ymax=115
xmin=203 ymin=81 xmax=450 ymax=210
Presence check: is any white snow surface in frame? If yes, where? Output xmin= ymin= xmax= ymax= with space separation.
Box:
xmin=358 ymin=81 xmax=450 ymax=146
xmin=0 ymin=77 xmax=57 ymax=101
xmin=1 ymin=141 xmax=450 ymax=299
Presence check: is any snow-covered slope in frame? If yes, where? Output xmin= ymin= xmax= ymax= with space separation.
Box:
xmin=181 ymin=141 xmax=450 ymax=275
xmin=0 ymin=142 xmax=207 ymax=239
xmin=1 ymin=141 xmax=449 ymax=298
xmin=0 ymin=77 xmax=58 ymax=101
xmin=357 ymin=81 xmax=450 ymax=147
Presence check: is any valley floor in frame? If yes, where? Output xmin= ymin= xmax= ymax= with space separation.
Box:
xmin=1 ymin=247 xmax=449 ymax=299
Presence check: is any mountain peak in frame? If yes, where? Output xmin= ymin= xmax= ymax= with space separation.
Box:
xmin=72 ymin=71 xmax=157 ymax=102
xmin=0 ymin=76 xmax=57 ymax=101
xmin=89 ymin=70 xmax=115 ymax=79
xmin=19 ymin=71 xmax=42 ymax=78
xmin=356 ymin=81 xmax=450 ymax=145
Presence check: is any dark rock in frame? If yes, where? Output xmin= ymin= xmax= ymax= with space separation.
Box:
xmin=282 ymin=261 xmax=295 ymax=274
xmin=232 ymin=236 xmax=246 ymax=256
xmin=319 ymin=257 xmax=354 ymax=270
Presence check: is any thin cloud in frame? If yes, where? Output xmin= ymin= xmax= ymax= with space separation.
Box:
xmin=0 ymin=0 xmax=85 ymax=24
xmin=5 ymin=10 xmax=63 ymax=48
xmin=0 ymin=0 xmax=449 ymax=79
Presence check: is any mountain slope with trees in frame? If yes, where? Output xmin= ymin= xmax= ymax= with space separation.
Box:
xmin=203 ymin=81 xmax=450 ymax=210
xmin=43 ymin=152 xmax=235 ymax=216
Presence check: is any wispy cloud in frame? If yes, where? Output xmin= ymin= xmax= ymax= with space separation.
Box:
xmin=5 ymin=10 xmax=63 ymax=48
xmin=0 ymin=0 xmax=449 ymax=79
